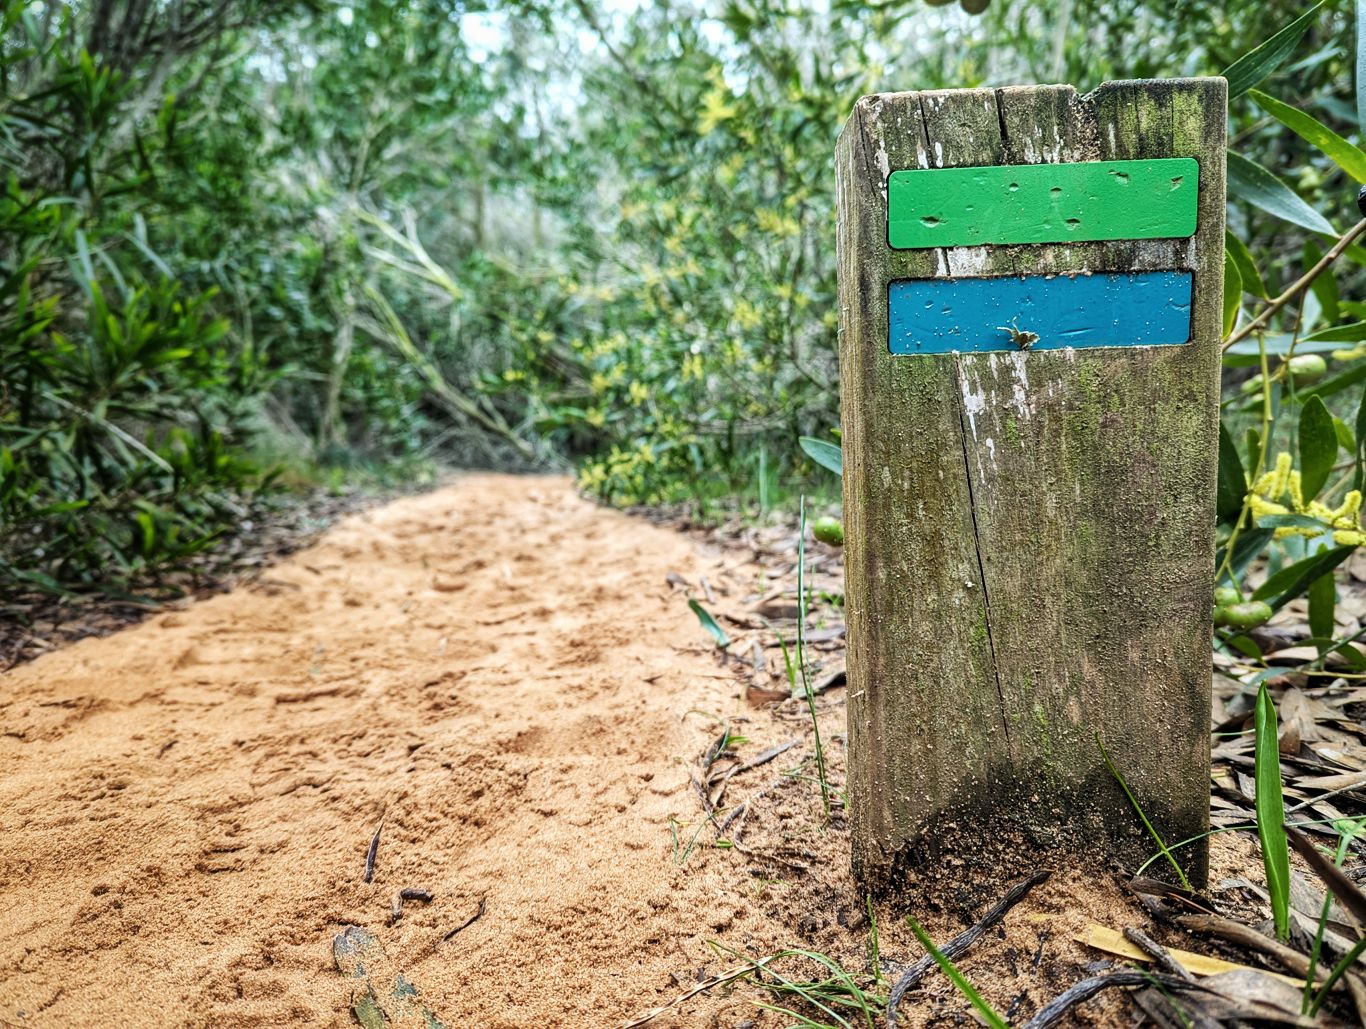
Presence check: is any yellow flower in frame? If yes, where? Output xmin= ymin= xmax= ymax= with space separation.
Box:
xmin=1249 ymin=452 xmax=1366 ymax=543
xmin=697 ymin=75 xmax=737 ymax=136
xmin=733 ymin=298 xmax=762 ymax=330
xmin=756 ymin=208 xmax=800 ymax=238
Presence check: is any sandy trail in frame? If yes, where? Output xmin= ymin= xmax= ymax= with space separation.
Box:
xmin=0 ymin=475 xmax=776 ymax=1027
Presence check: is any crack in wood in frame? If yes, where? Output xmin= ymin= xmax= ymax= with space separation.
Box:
xmin=952 ymin=355 xmax=1012 ymax=752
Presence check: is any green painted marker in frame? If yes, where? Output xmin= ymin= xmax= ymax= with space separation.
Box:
xmin=887 ymin=158 xmax=1199 ymax=249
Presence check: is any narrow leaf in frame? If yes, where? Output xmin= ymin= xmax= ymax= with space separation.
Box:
xmin=1304 ymin=241 xmax=1341 ymax=324
xmin=688 ymin=599 xmax=731 ymax=649
xmin=1309 ymin=568 xmax=1336 ymax=640
xmin=1217 ymin=527 xmax=1274 ymax=586
xmin=1222 ymin=249 xmax=1242 ymax=337
xmin=1221 ymin=2 xmax=1325 ymax=98
xmin=1255 ymin=684 xmax=1292 ymax=941
xmin=798 ymin=435 xmax=842 ymax=477
xmin=1097 ymin=734 xmax=1191 ymax=890
xmin=1356 ymin=368 xmax=1366 ymax=488
xmin=1250 ymin=89 xmax=1366 ymax=183
xmin=1255 ymin=513 xmax=1330 ymax=533
xmin=1226 ymin=230 xmax=1269 ymax=299
xmin=1253 ymin=546 xmax=1354 ymax=610
xmin=1217 ymin=422 xmax=1248 ymax=525
xmin=906 ymin=919 xmax=1009 ymax=1029
xmin=1227 ymin=151 xmax=1335 ymax=235
xmin=1302 ymin=321 xmax=1366 ymax=343
xmin=1299 ymin=395 xmax=1338 ymax=501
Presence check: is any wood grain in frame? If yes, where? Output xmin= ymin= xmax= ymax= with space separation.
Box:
xmin=836 ymin=79 xmax=1226 ymax=890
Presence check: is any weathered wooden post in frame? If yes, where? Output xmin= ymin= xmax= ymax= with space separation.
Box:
xmin=836 ymin=79 xmax=1225 ymax=890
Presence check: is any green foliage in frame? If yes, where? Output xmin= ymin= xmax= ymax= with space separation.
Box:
xmin=0 ymin=1 xmax=282 ymax=590
xmin=7 ymin=0 xmax=1366 ymax=617
xmin=1254 ymin=684 xmax=1292 ymax=941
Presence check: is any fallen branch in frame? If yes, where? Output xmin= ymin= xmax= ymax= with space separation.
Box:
xmin=1123 ymin=926 xmax=1193 ymax=982
xmin=618 ymin=958 xmax=773 ymax=1029
xmin=708 ymin=739 xmax=799 ymax=809
xmin=363 ymin=817 xmax=384 ymax=884
xmin=887 ymin=869 xmax=1051 ymax=1026
xmin=442 ymin=897 xmax=486 ymax=942
xmin=1175 ymin=912 xmax=1326 ymax=985
xmin=1021 ymin=971 xmax=1203 ymax=1029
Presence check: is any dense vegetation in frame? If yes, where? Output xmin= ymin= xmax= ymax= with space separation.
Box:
xmin=3 ymin=0 xmax=1365 ymax=633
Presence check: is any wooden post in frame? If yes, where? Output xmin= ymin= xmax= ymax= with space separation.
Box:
xmin=836 ymin=79 xmax=1226 ymax=890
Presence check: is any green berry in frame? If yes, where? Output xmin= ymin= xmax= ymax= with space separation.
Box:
xmin=1213 ymin=585 xmax=1241 ymax=607
xmin=1221 ymin=600 xmax=1273 ymax=630
xmin=1287 ymin=354 xmax=1327 ymax=381
xmin=812 ymin=516 xmax=844 ymax=547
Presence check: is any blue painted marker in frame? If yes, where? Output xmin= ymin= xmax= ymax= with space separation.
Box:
xmin=887 ymin=271 xmax=1194 ymax=355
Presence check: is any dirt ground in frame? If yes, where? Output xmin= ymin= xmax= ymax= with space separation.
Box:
xmin=0 ymin=475 xmax=1230 ymax=1028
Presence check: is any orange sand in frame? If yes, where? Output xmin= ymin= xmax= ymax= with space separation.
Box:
xmin=0 ymin=475 xmax=791 ymax=1027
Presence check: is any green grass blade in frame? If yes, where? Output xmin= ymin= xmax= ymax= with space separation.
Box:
xmin=688 ymin=598 xmax=731 ymax=649
xmin=1097 ymin=734 xmax=1192 ymax=890
xmin=798 ymin=496 xmax=831 ymax=815
xmin=906 ymin=919 xmax=1008 ymax=1029
xmin=1301 ymin=821 xmax=1363 ymax=1013
xmin=1255 ymin=684 xmax=1292 ymax=941
xmin=1311 ymin=937 xmax=1366 ymax=1015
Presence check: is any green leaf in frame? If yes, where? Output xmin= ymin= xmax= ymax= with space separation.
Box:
xmin=1299 ymin=395 xmax=1338 ymax=501
xmin=1253 ymin=546 xmax=1355 ymax=610
xmin=1335 ymin=415 xmax=1356 ymax=455
xmin=1255 ymin=513 xmax=1330 ymax=533
xmin=1226 ymin=230 xmax=1269 ymax=299
xmin=1222 ymin=3 xmax=1325 ymax=97
xmin=906 ymin=919 xmax=1009 ymax=1029
xmin=1356 ymin=367 xmax=1366 ymax=489
xmin=1254 ymin=684 xmax=1292 ymax=942
xmin=1250 ymin=89 xmax=1366 ymax=184
xmin=1227 ymin=151 xmax=1335 ymax=235
xmin=1097 ymin=734 xmax=1191 ymax=890
xmin=798 ymin=435 xmax=842 ymax=477
xmin=1217 ymin=527 xmax=1274 ymax=586
xmin=1303 ymin=321 xmax=1366 ymax=343
xmin=687 ymin=599 xmax=731 ymax=649
xmin=1222 ymin=249 xmax=1242 ymax=337
xmin=1309 ymin=567 xmax=1336 ymax=640
xmin=1217 ymin=422 xmax=1247 ymax=525
xmin=1304 ymin=241 xmax=1341 ymax=325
